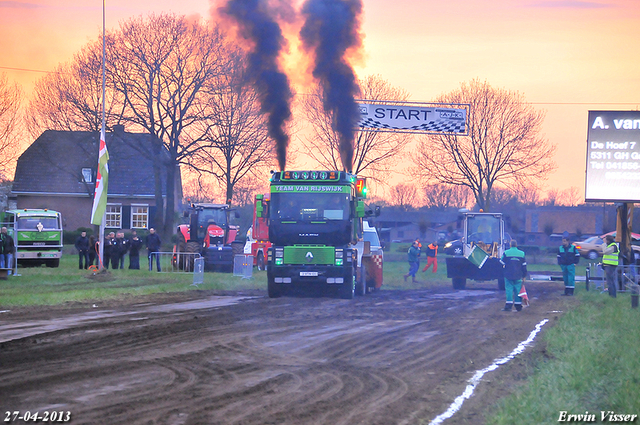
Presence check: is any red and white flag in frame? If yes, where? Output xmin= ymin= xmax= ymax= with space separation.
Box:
xmin=90 ymin=127 xmax=109 ymax=225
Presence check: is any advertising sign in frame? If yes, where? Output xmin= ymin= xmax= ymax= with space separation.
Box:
xmin=586 ymin=110 xmax=640 ymax=202
xmin=357 ymin=101 xmax=468 ymax=135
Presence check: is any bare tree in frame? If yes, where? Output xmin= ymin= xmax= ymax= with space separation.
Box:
xmin=188 ymin=51 xmax=276 ymax=205
xmin=0 ymin=73 xmax=23 ymax=181
xmin=26 ymin=40 xmax=125 ymax=136
xmin=559 ymin=186 xmax=582 ymax=206
xmin=107 ymin=13 xmax=230 ymax=237
xmin=422 ymin=183 xmax=472 ymax=210
xmin=390 ymin=183 xmax=419 ymax=212
xmin=544 ymin=188 xmax=560 ymax=206
xmin=513 ymin=182 xmax=541 ymax=206
xmin=414 ymin=79 xmax=556 ymax=211
xmin=302 ymin=75 xmax=411 ymax=180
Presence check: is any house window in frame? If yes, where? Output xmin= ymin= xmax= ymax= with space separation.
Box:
xmin=105 ymin=204 xmax=122 ymax=228
xmin=131 ymin=205 xmax=149 ymax=229
xmin=81 ymin=168 xmax=92 ymax=183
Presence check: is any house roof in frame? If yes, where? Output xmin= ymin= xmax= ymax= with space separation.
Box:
xmin=12 ymin=129 xmax=166 ymax=198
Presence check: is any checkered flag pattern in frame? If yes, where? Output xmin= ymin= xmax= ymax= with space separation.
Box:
xmin=358 ymin=118 xmax=466 ymax=134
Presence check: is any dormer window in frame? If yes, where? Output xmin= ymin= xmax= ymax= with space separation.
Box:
xmin=81 ymin=168 xmax=92 ymax=183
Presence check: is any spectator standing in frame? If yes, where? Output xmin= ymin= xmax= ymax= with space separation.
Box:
xmin=117 ymin=231 xmax=129 ymax=269
xmin=421 ymin=240 xmax=439 ymax=274
xmin=111 ymin=232 xmax=126 ymax=269
xmin=75 ymin=231 xmax=90 ymax=270
xmin=128 ymin=230 xmax=143 ymax=269
xmin=103 ymin=232 xmax=115 ymax=269
xmin=500 ymin=240 xmax=528 ymax=312
xmin=602 ymin=234 xmax=619 ymax=298
xmin=88 ymin=235 xmax=97 ymax=266
xmin=557 ymin=236 xmax=580 ymax=296
xmin=403 ymin=240 xmax=421 ymax=283
xmin=146 ymin=228 xmax=162 ymax=272
xmin=1 ymin=227 xmax=15 ymax=270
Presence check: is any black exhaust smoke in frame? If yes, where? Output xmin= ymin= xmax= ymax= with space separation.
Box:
xmin=300 ymin=0 xmax=363 ymax=173
xmin=221 ymin=0 xmax=294 ymax=171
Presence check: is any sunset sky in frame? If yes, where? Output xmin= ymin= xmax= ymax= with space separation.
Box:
xmin=1 ymin=0 xmax=639 ymax=199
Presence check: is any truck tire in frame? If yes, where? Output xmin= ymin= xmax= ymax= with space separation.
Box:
xmin=256 ymin=252 xmax=265 ymax=271
xmin=356 ymin=264 xmax=367 ymax=296
xmin=497 ymin=277 xmax=506 ymax=291
xmin=340 ymin=276 xmax=355 ymax=299
xmin=46 ymin=259 xmax=60 ymax=268
xmin=452 ymin=277 xmax=466 ymax=290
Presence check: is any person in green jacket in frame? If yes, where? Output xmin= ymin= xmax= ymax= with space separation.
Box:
xmin=500 ymin=240 xmax=528 ymax=312
xmin=403 ymin=240 xmax=421 ymax=283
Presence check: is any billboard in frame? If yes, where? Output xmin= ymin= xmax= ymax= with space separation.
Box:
xmin=357 ymin=101 xmax=468 ymax=135
xmin=586 ymin=110 xmax=640 ymax=202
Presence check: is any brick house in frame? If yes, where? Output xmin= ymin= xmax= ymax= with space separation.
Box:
xmin=10 ymin=128 xmax=181 ymax=232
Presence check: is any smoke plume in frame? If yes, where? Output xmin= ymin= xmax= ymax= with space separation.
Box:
xmin=221 ymin=0 xmax=294 ymax=171
xmin=300 ymin=0 xmax=363 ymax=173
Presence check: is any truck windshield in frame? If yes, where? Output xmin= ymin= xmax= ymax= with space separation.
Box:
xmin=271 ymin=192 xmax=350 ymax=221
xmin=467 ymin=215 xmax=500 ymax=244
xmin=17 ymin=217 xmax=60 ymax=230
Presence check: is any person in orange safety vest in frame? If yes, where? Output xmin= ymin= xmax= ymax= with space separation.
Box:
xmin=421 ymin=240 xmax=438 ymax=273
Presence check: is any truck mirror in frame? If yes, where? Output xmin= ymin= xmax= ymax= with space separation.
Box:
xmin=183 ymin=210 xmax=189 ymax=218
xmin=375 ymin=206 xmax=381 ymax=217
xmin=234 ymin=211 xmax=240 ymax=219
xmin=256 ymin=202 xmax=263 ymax=218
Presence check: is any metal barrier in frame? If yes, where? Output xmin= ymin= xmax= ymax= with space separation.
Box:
xmin=586 ymin=262 xmax=606 ymax=292
xmin=233 ymin=255 xmax=253 ymax=279
xmin=149 ymin=252 xmax=202 ymax=273
xmin=586 ymin=263 xmax=639 ymax=293
xmin=192 ymin=257 xmax=205 ymax=286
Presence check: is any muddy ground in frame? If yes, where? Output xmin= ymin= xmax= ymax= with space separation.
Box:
xmin=0 ymin=280 xmax=576 ymax=425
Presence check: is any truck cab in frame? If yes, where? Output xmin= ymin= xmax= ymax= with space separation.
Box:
xmin=264 ymin=170 xmax=378 ymax=298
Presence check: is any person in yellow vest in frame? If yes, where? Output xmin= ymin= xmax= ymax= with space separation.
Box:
xmin=602 ymin=234 xmax=619 ymax=298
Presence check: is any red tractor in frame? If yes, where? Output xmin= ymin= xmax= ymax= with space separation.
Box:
xmin=173 ymin=203 xmax=243 ymax=272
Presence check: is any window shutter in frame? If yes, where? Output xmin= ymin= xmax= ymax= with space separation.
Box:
xmin=122 ymin=206 xmax=131 ymax=229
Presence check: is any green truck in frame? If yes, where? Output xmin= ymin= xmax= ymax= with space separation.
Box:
xmin=261 ymin=170 xmax=378 ymax=299
xmin=0 ymin=209 xmax=64 ymax=268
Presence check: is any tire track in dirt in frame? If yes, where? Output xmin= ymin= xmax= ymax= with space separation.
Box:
xmin=0 ymin=284 xmax=569 ymax=425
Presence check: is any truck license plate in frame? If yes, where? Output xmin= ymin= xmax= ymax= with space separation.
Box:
xmin=300 ymin=271 xmax=318 ymax=277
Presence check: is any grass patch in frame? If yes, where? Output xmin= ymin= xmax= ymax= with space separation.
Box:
xmin=488 ymin=290 xmax=640 ymax=424
xmin=0 ymin=255 xmax=268 ymax=307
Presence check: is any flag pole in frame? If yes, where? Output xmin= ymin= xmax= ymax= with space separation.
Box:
xmin=98 ymin=0 xmax=106 ymax=269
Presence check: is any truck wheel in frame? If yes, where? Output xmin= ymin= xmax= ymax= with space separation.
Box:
xmin=452 ymin=277 xmax=466 ymax=290
xmin=497 ymin=277 xmax=506 ymax=291
xmin=340 ymin=276 xmax=355 ymax=299
xmin=257 ymin=252 xmax=265 ymax=271
xmin=356 ymin=264 xmax=367 ymax=296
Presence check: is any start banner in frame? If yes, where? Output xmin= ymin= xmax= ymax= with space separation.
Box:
xmin=357 ymin=101 xmax=468 ymax=135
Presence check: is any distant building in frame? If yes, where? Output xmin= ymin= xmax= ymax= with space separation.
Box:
xmin=10 ymin=128 xmax=182 ymax=232
xmin=524 ymin=206 xmax=605 ymax=245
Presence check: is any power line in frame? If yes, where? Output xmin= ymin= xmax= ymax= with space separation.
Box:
xmin=0 ymin=66 xmax=55 ymax=74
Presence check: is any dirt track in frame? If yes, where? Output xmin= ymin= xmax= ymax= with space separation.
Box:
xmin=0 ymin=280 xmax=574 ymax=425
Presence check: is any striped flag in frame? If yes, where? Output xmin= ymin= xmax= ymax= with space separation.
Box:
xmin=90 ymin=127 xmax=109 ymax=225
